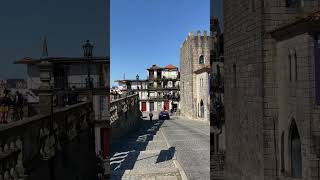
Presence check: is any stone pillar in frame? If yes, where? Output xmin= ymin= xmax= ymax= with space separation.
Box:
xmin=38 ymin=61 xmax=53 ymax=115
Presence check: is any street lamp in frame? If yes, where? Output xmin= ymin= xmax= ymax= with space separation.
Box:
xmin=83 ymin=40 xmax=94 ymax=89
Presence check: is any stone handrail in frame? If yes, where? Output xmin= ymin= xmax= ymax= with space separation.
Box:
xmin=110 ymin=94 xmax=139 ymax=125
xmin=0 ymin=101 xmax=94 ymax=180
xmin=110 ymin=94 xmax=140 ymax=140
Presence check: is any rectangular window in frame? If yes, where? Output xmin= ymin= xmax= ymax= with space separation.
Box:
xmin=286 ymin=0 xmax=301 ymax=8
xmin=289 ymin=54 xmax=292 ymax=82
xmin=295 ymin=53 xmax=298 ymax=81
xmin=233 ymin=64 xmax=237 ymax=88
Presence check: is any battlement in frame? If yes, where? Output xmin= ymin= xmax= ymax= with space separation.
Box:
xmin=181 ymin=30 xmax=210 ymax=49
xmin=187 ymin=30 xmax=208 ymax=37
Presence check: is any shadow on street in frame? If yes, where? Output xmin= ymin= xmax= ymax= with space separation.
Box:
xmin=110 ymin=119 xmax=175 ymax=179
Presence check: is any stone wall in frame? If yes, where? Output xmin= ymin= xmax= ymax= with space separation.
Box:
xmin=180 ymin=31 xmax=211 ymax=120
xmin=110 ymin=94 xmax=141 ymax=142
xmin=195 ymin=72 xmax=210 ymax=121
xmin=224 ymin=0 xmax=320 ymax=179
xmin=224 ymin=0 xmax=264 ymax=179
xmin=0 ymin=101 xmax=97 ymax=180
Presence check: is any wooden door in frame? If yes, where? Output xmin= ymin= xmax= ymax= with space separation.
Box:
xmin=164 ymin=101 xmax=169 ymax=111
xmin=141 ymin=102 xmax=147 ymax=112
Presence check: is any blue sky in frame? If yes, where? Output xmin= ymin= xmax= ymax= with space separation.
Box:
xmin=0 ymin=0 xmax=108 ymax=79
xmin=111 ymin=0 xmax=210 ymax=86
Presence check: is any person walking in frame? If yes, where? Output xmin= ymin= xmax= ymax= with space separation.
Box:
xmin=149 ymin=111 xmax=153 ymax=121
xmin=2 ymin=89 xmax=10 ymax=123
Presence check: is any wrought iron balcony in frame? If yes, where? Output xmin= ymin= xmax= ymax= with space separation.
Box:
xmin=53 ymin=77 xmax=106 ymax=90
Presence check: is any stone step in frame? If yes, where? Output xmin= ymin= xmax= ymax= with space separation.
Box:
xmin=111 ymin=171 xmax=181 ymax=180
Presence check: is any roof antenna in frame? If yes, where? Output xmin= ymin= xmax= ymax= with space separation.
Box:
xmin=42 ymin=36 xmax=48 ymax=58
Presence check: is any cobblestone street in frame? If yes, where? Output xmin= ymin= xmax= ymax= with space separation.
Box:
xmin=161 ymin=117 xmax=210 ymax=180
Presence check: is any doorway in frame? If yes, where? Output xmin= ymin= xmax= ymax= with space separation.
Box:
xmin=290 ymin=120 xmax=302 ymax=177
xmin=200 ymin=99 xmax=204 ymax=118
xmin=141 ymin=102 xmax=147 ymax=112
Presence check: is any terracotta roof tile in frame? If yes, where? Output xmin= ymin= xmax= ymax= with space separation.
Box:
xmin=164 ymin=64 xmax=177 ymax=69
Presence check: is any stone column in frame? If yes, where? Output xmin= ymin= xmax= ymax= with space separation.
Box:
xmin=38 ymin=61 xmax=53 ymax=115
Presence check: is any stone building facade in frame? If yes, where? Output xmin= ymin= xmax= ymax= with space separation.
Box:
xmin=224 ymin=0 xmax=320 ymax=179
xmin=180 ymin=31 xmax=211 ymax=122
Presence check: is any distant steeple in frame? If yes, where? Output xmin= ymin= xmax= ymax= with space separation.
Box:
xmin=42 ymin=36 xmax=48 ymax=57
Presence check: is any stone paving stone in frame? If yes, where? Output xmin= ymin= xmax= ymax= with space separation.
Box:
xmin=161 ymin=118 xmax=210 ymax=180
xmin=110 ymin=120 xmax=181 ymax=180
xmin=155 ymin=175 xmax=179 ymax=180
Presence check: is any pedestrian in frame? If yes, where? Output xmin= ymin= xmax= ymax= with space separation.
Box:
xmin=149 ymin=111 xmax=153 ymax=121
xmin=2 ymin=89 xmax=10 ymax=123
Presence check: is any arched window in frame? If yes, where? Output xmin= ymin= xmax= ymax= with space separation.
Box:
xmin=281 ymin=131 xmax=285 ymax=173
xmin=290 ymin=120 xmax=302 ymax=177
xmin=288 ymin=51 xmax=292 ymax=82
xmin=233 ymin=63 xmax=237 ymax=88
xmin=200 ymin=99 xmax=204 ymax=118
xmin=294 ymin=50 xmax=298 ymax=81
xmin=251 ymin=0 xmax=256 ymax=12
xmin=199 ymin=55 xmax=204 ymax=64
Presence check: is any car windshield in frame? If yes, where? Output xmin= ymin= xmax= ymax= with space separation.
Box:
xmin=161 ymin=111 xmax=169 ymax=115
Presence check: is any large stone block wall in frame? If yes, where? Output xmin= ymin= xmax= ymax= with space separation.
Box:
xmin=224 ymin=0 xmax=265 ymax=179
xmin=224 ymin=0 xmax=320 ymax=179
xmin=110 ymin=94 xmax=141 ymax=142
xmin=262 ymin=1 xmax=320 ymax=180
xmin=180 ymin=34 xmax=195 ymax=119
xmin=0 ymin=102 xmax=97 ymax=180
xmin=195 ymin=72 xmax=210 ymax=121
xmin=180 ymin=32 xmax=211 ymax=120
xmin=277 ymin=33 xmax=320 ymax=179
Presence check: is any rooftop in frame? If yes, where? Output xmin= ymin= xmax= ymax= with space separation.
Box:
xmin=14 ymin=56 xmax=110 ymax=65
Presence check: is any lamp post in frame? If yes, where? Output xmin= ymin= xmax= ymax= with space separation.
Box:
xmin=83 ymin=40 xmax=94 ymax=89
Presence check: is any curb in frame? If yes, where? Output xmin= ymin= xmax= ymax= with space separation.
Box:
xmin=160 ymin=127 xmax=189 ymax=180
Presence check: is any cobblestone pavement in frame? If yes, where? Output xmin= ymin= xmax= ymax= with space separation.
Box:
xmin=161 ymin=117 xmax=210 ymax=180
xmin=109 ymin=116 xmax=182 ymax=180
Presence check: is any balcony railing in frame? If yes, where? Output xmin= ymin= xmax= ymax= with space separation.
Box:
xmin=54 ymin=77 xmax=106 ymax=90
xmin=144 ymin=95 xmax=180 ymax=101
xmin=148 ymin=86 xmax=180 ymax=90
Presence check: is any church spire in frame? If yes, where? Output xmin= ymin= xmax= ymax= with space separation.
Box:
xmin=42 ymin=36 xmax=48 ymax=57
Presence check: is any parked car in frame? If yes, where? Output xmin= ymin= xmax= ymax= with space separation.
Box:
xmin=159 ymin=111 xmax=170 ymax=120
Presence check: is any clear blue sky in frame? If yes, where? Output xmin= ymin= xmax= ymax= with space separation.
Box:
xmin=111 ymin=0 xmax=210 ymax=86
xmin=0 ymin=0 xmax=108 ymax=79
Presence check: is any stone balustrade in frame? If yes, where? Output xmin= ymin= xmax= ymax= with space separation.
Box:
xmin=0 ymin=101 xmax=94 ymax=180
xmin=110 ymin=94 xmax=141 ymax=141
